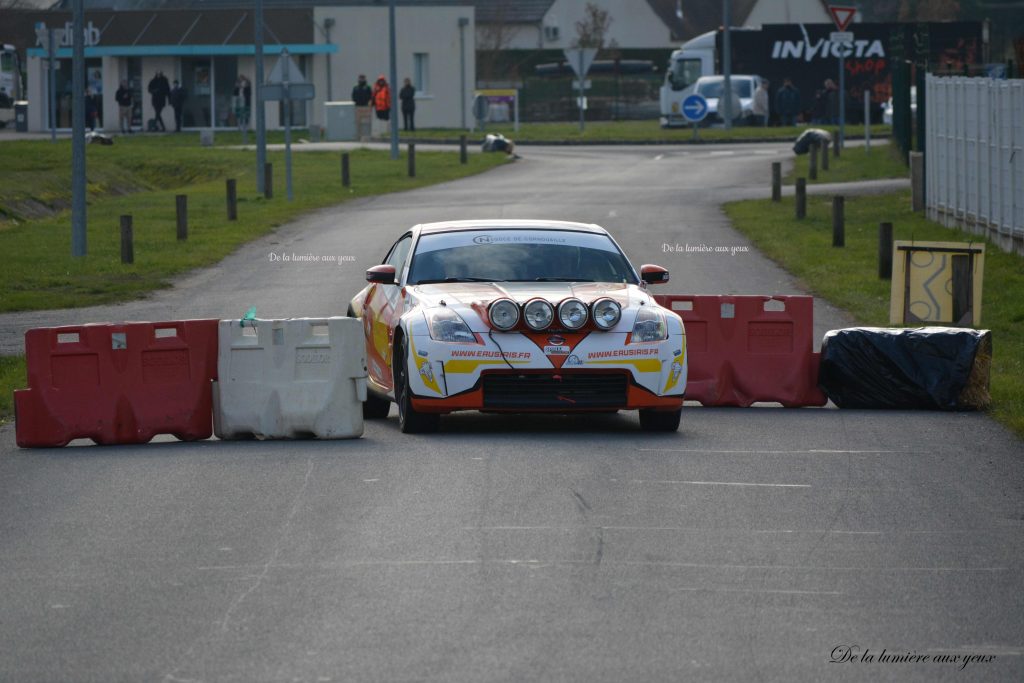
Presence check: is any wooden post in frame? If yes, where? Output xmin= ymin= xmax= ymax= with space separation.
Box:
xmin=795 ymin=178 xmax=807 ymax=219
xmin=910 ymin=151 xmax=924 ymax=211
xmin=834 ymin=128 xmax=841 ymax=157
xmin=264 ymin=162 xmax=273 ymax=199
xmin=821 ymin=139 xmax=830 ymax=170
xmin=120 ymin=215 xmax=133 ymax=264
xmin=771 ymin=162 xmax=781 ymax=202
xmin=226 ymin=179 xmax=237 ymax=221
xmin=879 ymin=222 xmax=893 ymax=279
xmin=341 ymin=153 xmax=351 ymax=187
xmin=175 ymin=194 xmax=187 ymax=240
xmin=832 ymin=196 xmax=845 ymax=247
xmin=809 ymin=141 xmax=818 ymax=180
xmin=459 ymin=134 xmax=468 ymax=164
xmin=408 ymin=143 xmax=416 ymax=178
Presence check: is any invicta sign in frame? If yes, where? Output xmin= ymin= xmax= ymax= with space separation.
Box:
xmin=771 ymin=38 xmax=885 ymax=61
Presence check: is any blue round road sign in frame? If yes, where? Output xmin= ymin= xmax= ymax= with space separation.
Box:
xmin=682 ymin=94 xmax=708 ymax=123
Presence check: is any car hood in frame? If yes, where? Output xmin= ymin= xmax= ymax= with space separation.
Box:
xmin=409 ymin=281 xmax=649 ymax=331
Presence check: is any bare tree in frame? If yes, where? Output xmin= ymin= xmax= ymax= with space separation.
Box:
xmin=477 ymin=4 xmax=517 ymax=81
xmin=573 ymin=2 xmax=615 ymax=49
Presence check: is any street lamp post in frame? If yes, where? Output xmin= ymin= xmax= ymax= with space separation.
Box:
xmin=71 ymin=0 xmax=86 ymax=257
xmin=722 ymin=0 xmax=732 ymax=130
xmin=388 ymin=0 xmax=399 ymax=160
xmin=458 ymin=17 xmax=469 ymax=130
xmin=255 ymin=0 xmax=267 ymax=194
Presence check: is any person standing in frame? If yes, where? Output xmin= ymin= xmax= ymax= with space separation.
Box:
xmin=148 ymin=71 xmax=170 ymax=131
xmin=84 ymin=87 xmax=98 ymax=131
xmin=232 ymin=75 xmax=252 ymax=131
xmin=115 ymin=79 xmax=134 ymax=133
xmin=752 ymin=80 xmax=770 ymax=127
xmin=351 ymin=74 xmax=372 ymax=106
xmin=399 ymin=77 xmax=416 ymax=132
xmin=169 ymin=80 xmax=187 ymax=132
xmin=372 ymin=74 xmax=391 ymax=121
xmin=774 ymin=78 xmax=801 ymax=127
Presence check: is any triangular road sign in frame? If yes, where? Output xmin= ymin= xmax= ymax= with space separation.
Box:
xmin=267 ymin=50 xmax=309 ymax=85
xmin=827 ymin=5 xmax=857 ymax=32
xmin=563 ymin=47 xmax=598 ymax=79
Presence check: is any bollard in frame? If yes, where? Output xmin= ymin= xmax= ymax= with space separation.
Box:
xmin=175 ymin=194 xmax=188 ymax=241
xmin=342 ymin=153 xmax=351 ymax=187
xmin=460 ymin=134 xmax=468 ymax=164
xmin=833 ymin=129 xmax=841 ymax=158
xmin=821 ymin=139 xmax=830 ymax=170
xmin=264 ymin=163 xmax=273 ymax=199
xmin=226 ymin=179 xmax=237 ymax=221
xmin=809 ymin=142 xmax=818 ymax=181
xmin=832 ymin=196 xmax=845 ymax=247
xmin=771 ymin=162 xmax=781 ymax=202
xmin=879 ymin=222 xmax=894 ymax=279
xmin=408 ymin=143 xmax=416 ymax=178
xmin=795 ymin=178 xmax=807 ymax=219
xmin=120 ymin=215 xmax=134 ymax=264
xmin=910 ymin=151 xmax=924 ymax=212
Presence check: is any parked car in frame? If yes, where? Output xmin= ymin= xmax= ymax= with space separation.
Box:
xmin=692 ymin=74 xmax=763 ymax=125
xmin=883 ymin=85 xmax=917 ymax=125
xmin=348 ymin=220 xmax=688 ymax=433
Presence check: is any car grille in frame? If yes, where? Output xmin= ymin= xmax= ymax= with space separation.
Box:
xmin=482 ymin=372 xmax=628 ymax=409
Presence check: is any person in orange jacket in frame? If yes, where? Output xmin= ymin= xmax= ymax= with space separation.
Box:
xmin=372 ymin=74 xmax=391 ymax=121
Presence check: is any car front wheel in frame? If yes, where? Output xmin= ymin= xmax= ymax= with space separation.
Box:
xmin=395 ymin=337 xmax=439 ymax=434
xmin=639 ymin=407 xmax=682 ymax=432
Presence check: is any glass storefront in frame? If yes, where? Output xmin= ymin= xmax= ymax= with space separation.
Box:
xmin=47 ymin=57 xmax=103 ymax=129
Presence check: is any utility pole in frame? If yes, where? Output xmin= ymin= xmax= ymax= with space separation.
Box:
xmin=458 ymin=17 xmax=469 ymax=130
xmin=255 ymin=0 xmax=267 ymax=194
xmin=388 ymin=0 xmax=399 ymax=159
xmin=71 ymin=0 xmax=86 ymax=256
xmin=722 ymin=0 xmax=732 ymax=130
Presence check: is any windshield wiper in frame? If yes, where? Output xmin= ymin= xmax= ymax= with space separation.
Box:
xmin=527 ymin=277 xmax=595 ymax=282
xmin=413 ymin=277 xmax=502 ymax=284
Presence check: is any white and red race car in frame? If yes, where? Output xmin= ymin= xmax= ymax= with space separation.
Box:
xmin=348 ymin=220 xmax=687 ymax=433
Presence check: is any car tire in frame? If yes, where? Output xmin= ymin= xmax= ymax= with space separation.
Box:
xmin=638 ymin=407 xmax=682 ymax=432
xmin=395 ymin=336 xmax=439 ymax=434
xmin=363 ymin=391 xmax=391 ymax=419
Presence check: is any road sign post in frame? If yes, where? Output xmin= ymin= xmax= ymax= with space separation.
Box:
xmin=261 ymin=48 xmax=315 ymax=202
xmin=828 ymin=6 xmax=858 ymax=151
xmin=563 ymin=47 xmax=597 ymax=133
xmin=681 ymin=94 xmax=708 ymax=141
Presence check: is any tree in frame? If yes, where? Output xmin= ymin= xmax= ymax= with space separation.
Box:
xmin=573 ymin=2 xmax=615 ymax=49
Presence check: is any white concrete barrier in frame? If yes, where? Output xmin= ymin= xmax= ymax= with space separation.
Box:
xmin=213 ymin=317 xmax=367 ymax=439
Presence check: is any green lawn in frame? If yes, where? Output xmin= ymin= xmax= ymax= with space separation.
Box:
xmin=724 ymin=191 xmax=1024 ymax=436
xmin=786 ymin=140 xmax=908 ymax=184
xmin=0 ymin=137 xmax=506 ymax=312
xmin=0 ymin=355 xmax=25 ymax=426
xmin=401 ymin=120 xmax=892 ymax=144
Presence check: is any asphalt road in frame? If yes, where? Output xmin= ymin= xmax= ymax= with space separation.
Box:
xmin=0 ymin=142 xmax=1020 ymax=682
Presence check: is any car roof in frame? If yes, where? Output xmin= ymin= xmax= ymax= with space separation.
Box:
xmin=414 ymin=219 xmax=609 ymax=236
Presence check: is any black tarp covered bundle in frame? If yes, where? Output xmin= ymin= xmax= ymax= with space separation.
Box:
xmin=793 ymin=128 xmax=833 ymax=155
xmin=818 ymin=327 xmax=992 ymax=410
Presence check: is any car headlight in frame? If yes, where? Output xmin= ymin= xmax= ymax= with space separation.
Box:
xmin=523 ymin=298 xmax=554 ymax=330
xmin=591 ymin=298 xmax=621 ymax=330
xmin=488 ymin=299 xmax=520 ymax=331
xmin=426 ymin=307 xmax=476 ymax=343
xmin=631 ymin=305 xmax=668 ymax=342
xmin=558 ymin=298 xmax=588 ymax=330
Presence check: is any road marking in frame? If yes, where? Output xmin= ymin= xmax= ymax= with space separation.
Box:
xmin=464 ymin=526 xmax=1003 ymax=536
xmin=708 ymin=150 xmax=735 ymax=156
xmin=638 ymin=448 xmax=908 ymax=454
xmin=630 ymin=479 xmax=810 ymax=488
xmin=363 ymin=478 xmax=379 ymax=482
xmin=654 ymin=154 xmax=664 ymax=160
xmin=753 ymin=149 xmax=782 ymax=155
xmin=669 ymin=587 xmax=842 ymax=596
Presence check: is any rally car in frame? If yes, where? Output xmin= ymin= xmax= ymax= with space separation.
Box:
xmin=348 ymin=220 xmax=687 ymax=433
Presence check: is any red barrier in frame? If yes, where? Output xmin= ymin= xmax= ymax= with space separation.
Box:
xmin=654 ymin=295 xmax=826 ymax=408
xmin=14 ymin=320 xmax=219 ymax=447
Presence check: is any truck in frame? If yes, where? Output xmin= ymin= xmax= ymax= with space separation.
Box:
xmin=1 ymin=43 xmax=24 ymax=128
xmin=660 ymin=22 xmax=984 ymax=127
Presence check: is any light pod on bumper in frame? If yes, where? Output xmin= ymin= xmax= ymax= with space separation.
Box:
xmin=558 ymin=298 xmax=589 ymax=330
xmin=488 ymin=299 xmax=520 ymax=331
xmin=523 ymin=298 xmax=555 ymax=330
xmin=591 ymin=298 xmax=622 ymax=330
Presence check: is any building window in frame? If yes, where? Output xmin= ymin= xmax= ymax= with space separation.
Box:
xmin=414 ymin=53 xmax=429 ymax=95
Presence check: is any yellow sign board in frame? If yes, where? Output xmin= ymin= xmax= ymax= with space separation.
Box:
xmin=889 ymin=241 xmax=985 ymax=325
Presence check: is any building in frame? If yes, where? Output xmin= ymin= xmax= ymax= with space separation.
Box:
xmin=8 ymin=1 xmax=474 ymax=133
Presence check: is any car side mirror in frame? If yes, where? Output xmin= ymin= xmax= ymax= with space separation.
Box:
xmin=366 ymin=264 xmax=397 ymax=284
xmin=640 ymin=264 xmax=670 ymax=285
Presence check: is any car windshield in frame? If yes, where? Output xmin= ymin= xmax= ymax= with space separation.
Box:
xmin=668 ymin=58 xmax=703 ymax=92
xmin=697 ymin=79 xmax=752 ymax=98
xmin=408 ymin=229 xmax=638 ymax=285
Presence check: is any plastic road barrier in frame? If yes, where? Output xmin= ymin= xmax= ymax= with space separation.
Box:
xmin=213 ymin=317 xmax=367 ymax=439
xmin=15 ymin=320 xmax=219 ymax=447
xmin=654 ymin=295 xmax=827 ymax=407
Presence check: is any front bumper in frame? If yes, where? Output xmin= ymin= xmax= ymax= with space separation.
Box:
xmin=406 ymin=331 xmax=686 ymax=414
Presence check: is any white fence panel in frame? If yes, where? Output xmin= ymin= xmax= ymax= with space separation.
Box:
xmin=213 ymin=317 xmax=367 ymax=440
xmin=926 ymin=75 xmax=1023 ymax=255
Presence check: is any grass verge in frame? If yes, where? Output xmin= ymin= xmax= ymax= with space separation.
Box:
xmin=724 ymin=190 xmax=1024 ymax=436
xmin=0 ymin=356 xmax=26 ymax=425
xmin=401 ymin=120 xmax=892 ymax=144
xmin=0 ymin=138 xmax=506 ymax=312
xmin=786 ymin=140 xmax=908 ymax=184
